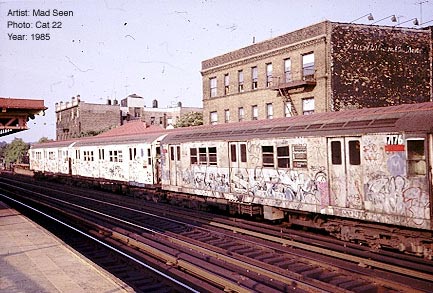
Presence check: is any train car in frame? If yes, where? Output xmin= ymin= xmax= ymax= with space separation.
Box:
xmin=161 ymin=102 xmax=433 ymax=257
xmin=30 ymin=122 xmax=167 ymax=189
xmin=30 ymin=140 xmax=76 ymax=175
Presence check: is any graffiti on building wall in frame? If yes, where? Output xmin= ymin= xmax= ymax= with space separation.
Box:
xmin=331 ymin=24 xmax=430 ymax=110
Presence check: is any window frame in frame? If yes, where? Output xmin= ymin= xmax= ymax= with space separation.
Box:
xmin=407 ymin=138 xmax=426 ymax=176
xmin=210 ymin=77 xmax=217 ymax=98
xmin=262 ymin=145 xmax=275 ymax=167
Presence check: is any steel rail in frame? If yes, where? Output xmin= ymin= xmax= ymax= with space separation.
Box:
xmin=0 ymin=193 xmax=199 ymax=293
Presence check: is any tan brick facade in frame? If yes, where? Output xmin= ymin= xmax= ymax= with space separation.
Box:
xmin=56 ymin=97 xmax=121 ymax=140
xmin=201 ymin=21 xmax=432 ymax=125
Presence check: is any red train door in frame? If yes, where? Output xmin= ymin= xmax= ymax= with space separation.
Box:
xmin=327 ymin=137 xmax=363 ymax=208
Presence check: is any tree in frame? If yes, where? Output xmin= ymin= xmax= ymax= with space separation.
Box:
xmin=38 ymin=137 xmax=53 ymax=143
xmin=174 ymin=112 xmax=203 ymax=128
xmin=4 ymin=138 xmax=29 ymax=165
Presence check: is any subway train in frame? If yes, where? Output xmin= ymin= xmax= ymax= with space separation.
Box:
xmin=29 ymin=102 xmax=433 ymax=258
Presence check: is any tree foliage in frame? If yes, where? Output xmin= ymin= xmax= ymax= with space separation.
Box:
xmin=3 ymin=138 xmax=29 ymax=164
xmin=174 ymin=112 xmax=203 ymax=128
xmin=38 ymin=137 xmax=53 ymax=143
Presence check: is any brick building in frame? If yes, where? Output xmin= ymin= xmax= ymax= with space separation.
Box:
xmin=120 ymin=94 xmax=202 ymax=129
xmin=55 ymin=96 xmax=121 ymax=140
xmin=201 ymin=21 xmax=432 ymax=125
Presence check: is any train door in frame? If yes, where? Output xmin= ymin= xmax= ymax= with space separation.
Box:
xmin=169 ymin=145 xmax=181 ymax=186
xmin=327 ymin=137 xmax=363 ymax=208
xmin=229 ymin=142 xmax=248 ymax=192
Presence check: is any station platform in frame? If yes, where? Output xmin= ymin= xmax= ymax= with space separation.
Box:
xmin=0 ymin=201 xmax=133 ymax=292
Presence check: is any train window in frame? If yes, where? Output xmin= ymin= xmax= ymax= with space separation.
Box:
xmin=331 ymin=141 xmax=342 ymax=165
xmin=407 ymin=139 xmax=426 ymax=176
xmin=240 ymin=144 xmax=247 ymax=163
xmin=170 ymin=146 xmax=175 ymax=161
xmin=84 ymin=151 xmax=94 ymax=162
xmin=262 ymin=146 xmax=274 ymax=167
xmin=199 ymin=148 xmax=207 ymax=164
xmin=176 ymin=146 xmax=181 ymax=161
xmin=230 ymin=144 xmax=237 ymax=162
xmin=99 ymin=149 xmax=105 ymax=160
xmin=349 ymin=140 xmax=361 ymax=165
xmin=190 ymin=148 xmax=198 ymax=164
xmin=109 ymin=150 xmax=123 ymax=162
xmin=277 ymin=146 xmax=290 ymax=168
xmin=129 ymin=148 xmax=137 ymax=161
xmin=209 ymin=147 xmax=217 ymax=165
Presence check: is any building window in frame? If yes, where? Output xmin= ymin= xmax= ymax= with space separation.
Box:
xmin=224 ymin=74 xmax=229 ymax=95
xmin=238 ymin=107 xmax=245 ymax=122
xmin=266 ymin=103 xmax=273 ymax=119
xmin=238 ymin=70 xmax=244 ymax=92
xmin=302 ymin=98 xmax=314 ymax=115
xmin=284 ymin=58 xmax=292 ymax=82
xmin=262 ymin=146 xmax=274 ymax=167
xmin=224 ymin=109 xmax=230 ymax=123
xmin=252 ymin=105 xmax=258 ymax=120
xmin=150 ymin=117 xmax=155 ymax=124
xmin=266 ymin=63 xmax=272 ymax=87
xmin=147 ymin=149 xmax=151 ymax=165
xmin=251 ymin=66 xmax=258 ymax=90
xmin=210 ymin=111 xmax=218 ymax=125
xmin=284 ymin=102 xmax=292 ymax=117
xmin=407 ymin=139 xmax=426 ymax=176
xmin=210 ymin=77 xmax=217 ymax=97
xmin=277 ymin=146 xmax=290 ymax=168
xmin=302 ymin=52 xmax=315 ymax=80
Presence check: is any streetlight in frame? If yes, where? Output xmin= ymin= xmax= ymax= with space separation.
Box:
xmin=350 ymin=13 xmax=374 ymax=23
xmin=371 ymin=14 xmax=397 ymax=25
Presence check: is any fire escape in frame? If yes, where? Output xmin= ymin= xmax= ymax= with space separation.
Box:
xmin=272 ymin=67 xmax=316 ymax=116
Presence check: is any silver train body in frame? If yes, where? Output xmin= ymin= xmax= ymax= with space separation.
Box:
xmin=30 ymin=102 xmax=433 ymax=232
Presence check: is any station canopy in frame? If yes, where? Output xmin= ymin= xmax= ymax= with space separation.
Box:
xmin=0 ymin=97 xmax=47 ymax=137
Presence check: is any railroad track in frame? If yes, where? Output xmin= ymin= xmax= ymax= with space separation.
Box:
xmin=1 ymin=174 xmax=432 ymax=292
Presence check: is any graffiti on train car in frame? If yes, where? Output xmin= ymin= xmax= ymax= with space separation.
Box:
xmin=363 ymin=135 xmax=430 ymax=227
xmin=182 ymin=166 xmax=230 ymax=195
xmin=231 ymin=166 xmax=329 ymax=207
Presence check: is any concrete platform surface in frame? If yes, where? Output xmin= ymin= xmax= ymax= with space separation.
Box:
xmin=0 ymin=201 xmax=133 ymax=292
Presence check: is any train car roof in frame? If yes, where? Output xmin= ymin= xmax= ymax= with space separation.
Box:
xmin=31 ymin=121 xmax=167 ymax=149
xmin=161 ymin=102 xmax=433 ymax=144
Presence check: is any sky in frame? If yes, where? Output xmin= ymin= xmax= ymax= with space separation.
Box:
xmin=1 ymin=0 xmax=432 ymax=143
